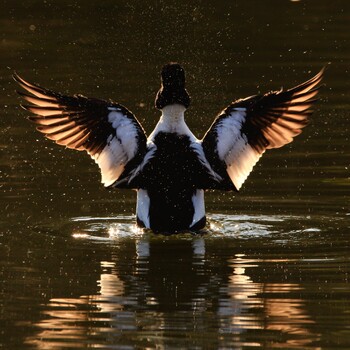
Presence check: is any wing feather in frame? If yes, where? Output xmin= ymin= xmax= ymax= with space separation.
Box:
xmin=14 ymin=73 xmax=147 ymax=187
xmin=202 ymin=67 xmax=325 ymax=190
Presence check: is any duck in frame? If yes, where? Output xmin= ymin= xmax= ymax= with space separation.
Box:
xmin=14 ymin=63 xmax=324 ymax=233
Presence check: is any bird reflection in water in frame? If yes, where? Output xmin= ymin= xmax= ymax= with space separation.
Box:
xmin=25 ymin=235 xmax=320 ymax=349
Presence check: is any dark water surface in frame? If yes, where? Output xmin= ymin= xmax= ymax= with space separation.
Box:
xmin=1 ymin=1 xmax=349 ymax=349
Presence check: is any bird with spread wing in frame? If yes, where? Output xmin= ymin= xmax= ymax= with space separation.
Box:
xmin=14 ymin=63 xmax=324 ymax=233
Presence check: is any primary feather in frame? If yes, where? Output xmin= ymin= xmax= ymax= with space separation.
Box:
xmin=13 ymin=73 xmax=147 ymax=187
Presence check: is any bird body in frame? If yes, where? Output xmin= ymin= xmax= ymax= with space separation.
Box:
xmin=14 ymin=63 xmax=324 ymax=233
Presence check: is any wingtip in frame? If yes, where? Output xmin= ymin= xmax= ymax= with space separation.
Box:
xmin=313 ymin=63 xmax=329 ymax=81
xmin=311 ymin=66 xmax=326 ymax=81
xmin=316 ymin=63 xmax=330 ymax=81
xmin=13 ymin=71 xmax=24 ymax=84
xmin=20 ymin=103 xmax=28 ymax=111
xmin=322 ymin=62 xmax=331 ymax=71
xmin=13 ymin=72 xmax=30 ymax=89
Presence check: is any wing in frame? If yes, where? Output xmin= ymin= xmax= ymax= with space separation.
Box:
xmin=202 ymin=67 xmax=325 ymax=191
xmin=14 ymin=73 xmax=147 ymax=187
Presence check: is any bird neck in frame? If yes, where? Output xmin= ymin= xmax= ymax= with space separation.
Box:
xmin=160 ymin=104 xmax=186 ymax=126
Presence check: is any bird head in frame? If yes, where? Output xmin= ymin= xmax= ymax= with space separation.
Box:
xmin=155 ymin=63 xmax=191 ymax=110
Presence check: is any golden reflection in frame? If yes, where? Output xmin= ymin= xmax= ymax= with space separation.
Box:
xmin=219 ymin=254 xmax=262 ymax=333
xmin=25 ymin=296 xmax=90 ymax=349
xmin=93 ymin=261 xmax=125 ymax=313
xmin=25 ymin=260 xmax=126 ymax=349
xmin=108 ymin=224 xmax=143 ymax=238
xmin=264 ymin=286 xmax=320 ymax=347
xmin=108 ymin=225 xmax=121 ymax=237
xmin=72 ymin=232 xmax=89 ymax=239
xmin=222 ymin=255 xmax=320 ymax=347
xmin=25 ymin=241 xmax=321 ymax=349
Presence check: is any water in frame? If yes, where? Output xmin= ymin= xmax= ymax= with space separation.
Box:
xmin=1 ymin=1 xmax=349 ymax=349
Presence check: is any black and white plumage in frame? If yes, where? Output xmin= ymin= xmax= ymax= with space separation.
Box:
xmin=14 ymin=63 xmax=324 ymax=233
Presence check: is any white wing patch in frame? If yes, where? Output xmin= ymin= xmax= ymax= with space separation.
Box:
xmin=190 ymin=189 xmax=205 ymax=227
xmin=92 ymin=137 xmax=127 ymax=187
xmin=92 ymin=111 xmax=139 ymax=187
xmin=136 ymin=189 xmax=150 ymax=228
xmin=216 ymin=109 xmax=262 ymax=190
xmin=225 ymin=137 xmax=263 ymax=191
xmin=108 ymin=111 xmax=139 ymax=159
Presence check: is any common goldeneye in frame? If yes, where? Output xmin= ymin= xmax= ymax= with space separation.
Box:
xmin=14 ymin=63 xmax=324 ymax=233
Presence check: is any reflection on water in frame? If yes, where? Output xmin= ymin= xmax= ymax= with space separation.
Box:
xmin=22 ymin=214 xmax=349 ymax=349
xmin=71 ymin=215 xmax=144 ymax=240
xmin=60 ymin=213 xmax=329 ymax=243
